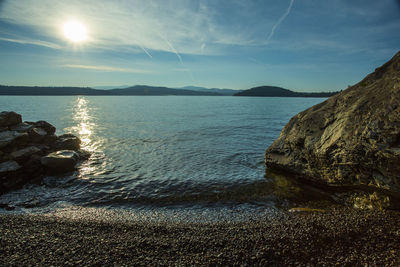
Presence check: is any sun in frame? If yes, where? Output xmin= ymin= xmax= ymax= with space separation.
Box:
xmin=63 ymin=20 xmax=87 ymax=43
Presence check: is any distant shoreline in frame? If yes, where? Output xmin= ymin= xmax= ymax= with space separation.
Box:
xmin=0 ymin=85 xmax=337 ymax=97
xmin=0 ymin=95 xmax=331 ymax=98
xmin=233 ymin=85 xmax=338 ymax=97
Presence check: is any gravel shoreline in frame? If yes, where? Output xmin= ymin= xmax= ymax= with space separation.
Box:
xmin=1 ymin=208 xmax=399 ymax=266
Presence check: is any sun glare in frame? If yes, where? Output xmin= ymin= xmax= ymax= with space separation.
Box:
xmin=63 ymin=20 xmax=87 ymax=43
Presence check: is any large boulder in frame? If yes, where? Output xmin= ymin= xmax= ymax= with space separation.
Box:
xmin=0 ymin=111 xmax=22 ymax=127
xmin=28 ymin=127 xmax=48 ymax=143
xmin=54 ymin=134 xmax=81 ymax=150
xmin=10 ymin=146 xmax=42 ymax=160
xmin=25 ymin=120 xmax=56 ymax=135
xmin=265 ymin=51 xmax=400 ymax=206
xmin=41 ymin=150 xmax=80 ymax=173
xmin=10 ymin=122 xmax=34 ymax=133
xmin=0 ymin=131 xmax=28 ymax=148
xmin=0 ymin=160 xmax=23 ymax=193
xmin=34 ymin=121 xmax=56 ymax=135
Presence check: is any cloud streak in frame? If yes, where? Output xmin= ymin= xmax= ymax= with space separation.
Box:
xmin=0 ymin=37 xmax=62 ymax=49
xmin=139 ymin=45 xmax=153 ymax=59
xmin=0 ymin=0 xmax=397 ymax=61
xmin=62 ymin=64 xmax=151 ymax=73
xmin=266 ymin=0 xmax=295 ymax=42
xmin=0 ymin=0 xmax=251 ymax=56
xmin=161 ymin=35 xmax=195 ymax=82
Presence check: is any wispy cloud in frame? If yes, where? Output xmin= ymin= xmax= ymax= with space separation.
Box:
xmin=266 ymin=0 xmax=294 ymax=43
xmin=62 ymin=64 xmax=151 ymax=73
xmin=0 ymin=0 xmax=252 ymax=56
xmin=160 ymin=34 xmax=194 ymax=82
xmin=0 ymin=37 xmax=62 ymax=49
xmin=0 ymin=0 xmax=398 ymax=60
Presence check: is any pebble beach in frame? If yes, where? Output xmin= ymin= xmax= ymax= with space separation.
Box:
xmin=1 ymin=207 xmax=399 ymax=266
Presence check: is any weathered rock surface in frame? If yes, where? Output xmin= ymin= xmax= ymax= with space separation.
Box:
xmin=0 ymin=160 xmax=21 ymax=173
xmin=54 ymin=134 xmax=81 ymax=150
xmin=0 ymin=131 xmax=28 ymax=148
xmin=0 ymin=111 xmax=21 ymax=127
xmin=32 ymin=121 xmax=56 ymax=135
xmin=10 ymin=146 xmax=41 ymax=160
xmin=28 ymin=127 xmax=48 ymax=143
xmin=0 ymin=111 xmax=89 ymax=194
xmin=10 ymin=122 xmax=34 ymax=132
xmin=265 ymin=51 xmax=400 ymax=207
xmin=41 ymin=150 xmax=80 ymax=173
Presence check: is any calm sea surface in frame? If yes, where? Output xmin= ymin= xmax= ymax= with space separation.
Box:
xmin=0 ymin=96 xmax=326 ymax=216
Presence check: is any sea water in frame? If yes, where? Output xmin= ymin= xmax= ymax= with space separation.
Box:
xmin=0 ymin=96 xmax=326 ymax=217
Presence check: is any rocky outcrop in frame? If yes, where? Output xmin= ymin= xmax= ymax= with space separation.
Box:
xmin=41 ymin=150 xmax=80 ymax=173
xmin=265 ymin=51 xmax=400 ymax=208
xmin=0 ymin=111 xmax=22 ymax=126
xmin=0 ymin=111 xmax=89 ymax=194
xmin=54 ymin=134 xmax=81 ymax=151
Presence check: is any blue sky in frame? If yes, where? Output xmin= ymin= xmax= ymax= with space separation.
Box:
xmin=0 ymin=0 xmax=399 ymax=91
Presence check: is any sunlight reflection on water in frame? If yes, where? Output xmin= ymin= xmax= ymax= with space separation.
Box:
xmin=0 ymin=96 xmax=328 ymax=212
xmin=63 ymin=97 xmax=107 ymax=179
xmin=70 ymin=97 xmax=93 ymax=150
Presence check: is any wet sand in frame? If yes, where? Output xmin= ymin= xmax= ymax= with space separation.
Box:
xmin=1 ymin=207 xmax=399 ymax=266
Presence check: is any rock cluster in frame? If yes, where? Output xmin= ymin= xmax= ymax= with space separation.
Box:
xmin=265 ymin=51 xmax=400 ymax=208
xmin=0 ymin=111 xmax=89 ymax=195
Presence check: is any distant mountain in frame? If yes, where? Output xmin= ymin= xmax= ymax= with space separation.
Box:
xmin=109 ymin=85 xmax=221 ymax=96
xmin=176 ymin=86 xmax=241 ymax=96
xmin=93 ymin=85 xmax=130 ymax=90
xmin=0 ymin=85 xmax=221 ymax=96
xmin=234 ymin=86 xmax=338 ymax=97
xmin=0 ymin=85 xmax=338 ymax=97
xmin=0 ymin=86 xmax=104 ymax=95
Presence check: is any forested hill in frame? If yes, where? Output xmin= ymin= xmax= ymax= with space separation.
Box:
xmin=234 ymin=86 xmax=338 ymax=97
xmin=0 ymin=85 xmax=221 ymax=96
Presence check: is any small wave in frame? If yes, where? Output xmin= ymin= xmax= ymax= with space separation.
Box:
xmin=76 ymin=173 xmax=335 ymax=210
xmin=83 ymin=180 xmax=278 ymax=208
xmin=224 ymin=152 xmax=264 ymax=169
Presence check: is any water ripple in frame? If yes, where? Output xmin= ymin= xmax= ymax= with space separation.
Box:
xmin=0 ymin=96 xmax=326 ymax=212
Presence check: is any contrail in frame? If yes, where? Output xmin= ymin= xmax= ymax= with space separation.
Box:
xmin=140 ymin=45 xmax=152 ymax=59
xmin=266 ymin=0 xmax=294 ymax=42
xmin=161 ymin=35 xmax=195 ymax=82
xmin=164 ymin=38 xmax=184 ymax=66
xmin=137 ymin=44 xmax=152 ymax=59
